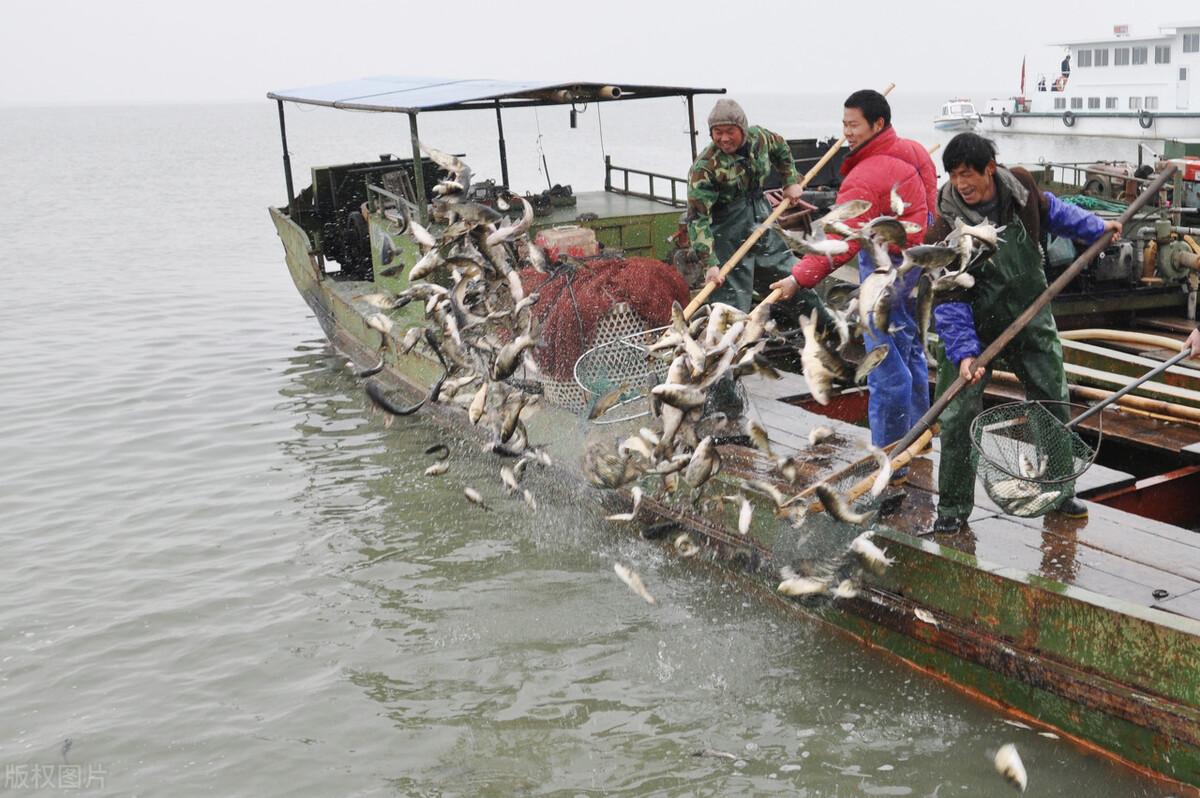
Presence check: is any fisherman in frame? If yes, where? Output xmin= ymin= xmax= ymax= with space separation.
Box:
xmin=686 ymin=98 xmax=817 ymax=416
xmin=687 ymin=98 xmax=807 ymax=312
xmin=927 ymin=132 xmax=1122 ymax=533
xmin=771 ymin=89 xmax=938 ymax=456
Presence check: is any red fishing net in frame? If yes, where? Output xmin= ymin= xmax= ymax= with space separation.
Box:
xmin=520 ymin=258 xmax=689 ymax=381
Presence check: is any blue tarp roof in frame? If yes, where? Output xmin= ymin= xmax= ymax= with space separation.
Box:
xmin=267 ymin=76 xmax=723 ymax=113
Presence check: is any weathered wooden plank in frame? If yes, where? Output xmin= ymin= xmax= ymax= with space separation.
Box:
xmin=1154 ymin=588 xmax=1200 ymax=620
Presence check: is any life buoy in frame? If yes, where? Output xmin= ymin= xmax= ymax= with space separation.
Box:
xmin=1000 ymin=110 xmax=1012 ymax=127
xmin=1138 ymin=110 xmax=1153 ymax=129
xmin=1062 ymin=111 xmax=1076 ymax=127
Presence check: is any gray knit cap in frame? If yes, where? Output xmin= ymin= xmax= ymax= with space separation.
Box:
xmin=707 ymin=98 xmax=748 ymax=135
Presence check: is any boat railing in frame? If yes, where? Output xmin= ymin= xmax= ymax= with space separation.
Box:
xmin=604 ymin=156 xmax=688 ymax=208
xmin=1038 ymin=161 xmax=1155 ymax=192
xmin=366 ymin=182 xmax=419 ymax=225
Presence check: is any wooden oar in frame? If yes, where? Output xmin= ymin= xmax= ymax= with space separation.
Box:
xmin=682 ymin=83 xmax=896 ymax=321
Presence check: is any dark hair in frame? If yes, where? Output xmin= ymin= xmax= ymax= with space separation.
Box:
xmin=942 ymin=132 xmax=998 ymax=173
xmin=843 ymin=89 xmax=891 ymax=128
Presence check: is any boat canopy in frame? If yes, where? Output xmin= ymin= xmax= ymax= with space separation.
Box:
xmin=267 ymin=76 xmax=724 ymax=113
xmin=267 ymin=76 xmax=725 ymax=217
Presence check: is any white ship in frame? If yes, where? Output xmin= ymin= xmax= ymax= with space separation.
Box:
xmin=979 ymin=22 xmax=1200 ymax=142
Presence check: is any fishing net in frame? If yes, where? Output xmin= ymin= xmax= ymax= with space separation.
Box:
xmin=969 ymin=401 xmax=1100 ymax=517
xmin=519 ymin=258 xmax=689 ymax=412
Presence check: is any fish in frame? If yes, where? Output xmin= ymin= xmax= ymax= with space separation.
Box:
xmin=815 ymin=484 xmax=870 ymax=525
xmin=613 ymin=562 xmax=656 ymax=604
xmin=808 ymin=426 xmax=835 ymax=446
xmin=745 ymin=479 xmax=788 ymax=510
xmin=858 ymin=268 xmax=897 ymax=338
xmin=424 ymin=443 xmax=450 ymax=460
xmin=947 ymin=217 xmax=1007 ymax=249
xmin=1018 ymin=452 xmax=1048 ymax=479
xmin=674 ymin=533 xmax=700 ymax=557
xmin=744 ymin=418 xmax=772 ymax=456
xmin=776 ymin=226 xmax=851 ymax=260
xmin=898 ymin=244 xmax=959 ymax=275
xmin=850 ymin=531 xmax=894 ymax=574
xmin=692 ymin=749 xmax=739 ymax=761
xmin=684 ymin=436 xmax=721 ymax=489
xmin=409 ymin=219 xmax=436 ymax=250
xmin=651 ymin=383 xmax=707 ymax=411
xmin=817 ymin=198 xmax=872 ymax=225
xmin=419 ymin=142 xmax=472 ymax=188
xmin=366 ymin=313 xmax=395 ymax=336
xmin=485 ymin=196 xmax=533 ymax=247
xmin=398 ymin=326 xmax=423 ymax=355
xmin=491 ymin=334 xmax=537 ymax=381
xmin=889 ymin=182 xmax=910 ymax=216
xmin=606 ymin=487 xmax=644 ymax=522
xmin=463 ymin=486 xmax=491 ymax=511
xmin=364 ymin=379 xmax=427 ymax=416
xmin=588 ymin=381 xmax=631 ymax=420
xmin=500 ymin=465 xmax=519 ymax=494
xmin=777 ymin=575 xmax=829 ymax=597
xmin=833 ymin=579 xmax=860 ymax=599
xmin=993 ymin=743 xmax=1028 ymax=793
xmin=868 ymin=446 xmax=893 ymax=498
xmin=853 ymin=345 xmax=890 ymax=385
xmin=862 ymin=216 xmax=908 ymax=249
xmin=353 ymin=292 xmax=398 ymax=310
xmin=915 ymin=275 xmax=933 ymax=356
xmin=468 ymin=381 xmax=489 ymax=425
xmin=354 ymin=355 xmax=386 ymax=379
xmin=407 ymin=246 xmax=445 ymax=281
xmin=522 ymin=488 xmax=538 ymax=512
xmin=799 ymin=313 xmax=838 ymax=405
xmin=424 ymin=462 xmax=449 ymax=476
xmin=737 ymin=494 xmax=753 ymax=536
xmin=913 ymin=607 xmax=939 ymax=626
xmin=618 ymin=435 xmax=655 ymax=462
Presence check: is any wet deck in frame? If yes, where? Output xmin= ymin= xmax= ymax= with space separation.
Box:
xmin=740 ymin=372 xmax=1200 ymax=624
xmin=538 ymin=191 xmax=680 ymax=226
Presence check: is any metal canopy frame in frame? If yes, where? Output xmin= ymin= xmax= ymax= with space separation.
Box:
xmin=268 ymin=76 xmax=724 ymax=221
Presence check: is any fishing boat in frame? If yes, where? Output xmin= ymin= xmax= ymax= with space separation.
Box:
xmin=979 ymin=22 xmax=1200 ymax=141
xmin=933 ymin=98 xmax=981 ymax=132
xmin=268 ymin=76 xmax=1200 ymax=791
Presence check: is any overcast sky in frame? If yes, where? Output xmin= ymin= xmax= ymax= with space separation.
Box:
xmin=1 ymin=0 xmax=1196 ymax=106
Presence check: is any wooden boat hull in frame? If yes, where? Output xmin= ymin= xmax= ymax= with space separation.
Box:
xmin=271 ymin=205 xmax=1200 ymax=791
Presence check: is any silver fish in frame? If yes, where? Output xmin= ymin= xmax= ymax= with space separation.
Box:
xmin=424 ymin=462 xmax=449 ymax=476
xmin=850 ymin=531 xmax=893 ymax=573
xmin=993 ymin=743 xmax=1028 ymax=793
xmin=808 ymin=426 xmax=835 ymax=446
xmin=777 ymin=575 xmax=829 ymax=597
xmin=684 ymin=436 xmax=721 ymax=489
xmin=613 ymin=562 xmax=656 ymax=604
xmin=833 ymin=579 xmax=860 ymax=599
xmin=485 ymin=196 xmax=533 ymax=247
xmin=491 ymin=334 xmax=536 ymax=381
xmin=817 ymin=198 xmax=872 ymax=225
xmin=463 ymin=486 xmax=490 ymax=511
xmin=744 ymin=419 xmax=772 ymax=456
xmin=500 ymin=465 xmax=520 ymax=494
xmin=736 ymin=494 xmax=753 ymax=536
xmin=522 ymin=488 xmax=538 ymax=512
xmin=588 ymin=381 xmax=631 ymax=420
xmin=889 ymin=182 xmax=909 ymax=216
xmin=651 ymin=383 xmax=707 ymax=411
xmin=816 ymin=485 xmax=869 ymax=525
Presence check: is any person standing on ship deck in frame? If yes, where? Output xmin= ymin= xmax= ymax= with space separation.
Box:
xmin=927 ymin=132 xmax=1122 ymax=534
xmin=685 ymin=98 xmax=823 ymax=416
xmin=770 ymin=89 xmax=938 ymax=458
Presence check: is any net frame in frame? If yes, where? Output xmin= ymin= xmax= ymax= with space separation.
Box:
xmin=969 ymin=400 xmax=1103 ymax=517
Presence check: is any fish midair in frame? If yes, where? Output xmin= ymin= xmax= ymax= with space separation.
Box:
xmin=993 ymin=743 xmax=1028 ymax=793
xmin=613 ymin=562 xmax=656 ymax=605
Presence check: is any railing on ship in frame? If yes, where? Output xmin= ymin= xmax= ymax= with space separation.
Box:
xmin=1036 ymin=161 xmax=1158 ymax=203
xmin=604 ymin=156 xmax=688 ymax=208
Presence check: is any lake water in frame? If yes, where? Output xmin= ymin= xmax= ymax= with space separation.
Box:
xmin=0 ymin=96 xmax=1178 ymax=796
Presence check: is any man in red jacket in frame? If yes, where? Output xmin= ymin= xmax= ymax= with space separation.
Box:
xmin=772 ymin=90 xmax=937 ymax=451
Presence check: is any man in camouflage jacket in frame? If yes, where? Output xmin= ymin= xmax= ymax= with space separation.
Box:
xmin=687 ymin=99 xmax=804 ymax=312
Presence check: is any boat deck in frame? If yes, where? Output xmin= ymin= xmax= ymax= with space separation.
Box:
xmin=537 ymin=191 xmax=681 ymax=226
xmin=741 ymin=372 xmax=1200 ymax=624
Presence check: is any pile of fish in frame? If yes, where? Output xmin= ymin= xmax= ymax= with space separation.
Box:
xmin=775 ymin=186 xmax=1006 ymax=397
xmin=352 ymin=143 xmax=554 ymax=511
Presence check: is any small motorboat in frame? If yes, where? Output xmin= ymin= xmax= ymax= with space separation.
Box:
xmin=934 ymin=98 xmax=982 ymax=131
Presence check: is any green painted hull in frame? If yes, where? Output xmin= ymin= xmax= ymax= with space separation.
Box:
xmin=271 ymin=204 xmax=1200 ymax=792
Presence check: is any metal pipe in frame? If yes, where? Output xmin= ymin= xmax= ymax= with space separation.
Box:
xmin=408 ymin=113 xmax=427 ymax=224
xmin=276 ymin=100 xmax=295 ymax=214
xmin=494 ymin=100 xmax=509 ymax=188
xmin=687 ymin=94 xmax=698 ymax=162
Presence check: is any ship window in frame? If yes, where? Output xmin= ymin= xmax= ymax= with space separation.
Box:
xmin=1145 ymin=96 xmax=1159 ymax=110
xmin=1078 ymin=49 xmax=1093 ymax=67
xmin=1054 ymin=97 xmax=1066 ymax=109
xmin=1155 ymin=46 xmax=1171 ymax=64
xmin=1105 ymin=97 xmax=1118 ymax=109
xmin=1114 ymin=47 xmax=1130 ymax=66
xmin=1070 ymin=96 xmax=1084 ymax=109
xmin=1093 ymin=49 xmax=1109 ymax=67
xmin=1182 ymin=68 xmax=1190 ymax=81
xmin=1129 ymin=96 xmax=1142 ymax=110
xmin=1087 ymin=97 xmax=1101 ymax=109
xmin=1132 ymin=46 xmax=1148 ymax=65
xmin=1184 ymin=33 xmax=1199 ymax=53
